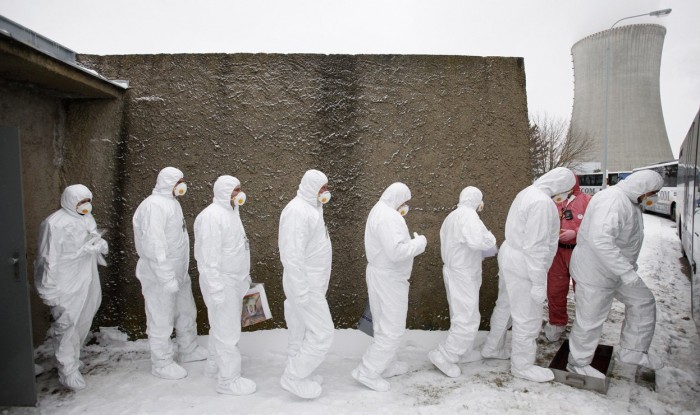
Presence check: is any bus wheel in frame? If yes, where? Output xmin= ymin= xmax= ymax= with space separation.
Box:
xmin=670 ymin=204 xmax=676 ymax=222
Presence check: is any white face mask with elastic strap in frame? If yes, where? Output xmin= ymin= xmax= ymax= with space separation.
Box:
xmin=398 ymin=204 xmax=409 ymax=216
xmin=318 ymin=191 xmax=331 ymax=204
xmin=76 ymin=202 xmax=92 ymax=215
xmin=232 ymin=191 xmax=247 ymax=206
xmin=174 ymin=182 xmax=187 ymax=197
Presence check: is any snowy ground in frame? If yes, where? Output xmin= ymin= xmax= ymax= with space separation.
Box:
xmin=5 ymin=213 xmax=699 ymax=415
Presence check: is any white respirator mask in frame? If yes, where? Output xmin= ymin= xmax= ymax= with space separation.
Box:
xmin=232 ymin=192 xmax=247 ymax=206
xmin=318 ymin=191 xmax=331 ymax=204
xmin=76 ymin=202 xmax=92 ymax=215
xmin=398 ymin=204 xmax=409 ymax=216
xmin=477 ymin=202 xmax=484 ymax=212
xmin=174 ymin=182 xmax=188 ymax=197
xmin=552 ymin=192 xmax=569 ymax=204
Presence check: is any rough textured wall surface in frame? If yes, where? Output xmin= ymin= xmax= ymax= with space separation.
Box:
xmin=75 ymin=53 xmax=531 ymax=338
xmin=0 ymin=79 xmax=124 ymax=344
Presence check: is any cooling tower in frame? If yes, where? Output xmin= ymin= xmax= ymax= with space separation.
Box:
xmin=571 ymin=24 xmax=672 ymax=172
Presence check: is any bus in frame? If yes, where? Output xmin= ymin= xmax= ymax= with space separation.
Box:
xmin=577 ymin=171 xmax=632 ymax=195
xmin=632 ymin=160 xmax=679 ymax=221
xmin=677 ymin=107 xmax=700 ymax=332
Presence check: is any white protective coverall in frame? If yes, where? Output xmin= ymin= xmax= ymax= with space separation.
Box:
xmin=568 ymin=169 xmax=665 ymax=375
xmin=194 ymin=175 xmax=256 ymax=395
xmin=35 ymin=184 xmax=107 ymax=390
xmin=430 ymin=187 xmax=497 ymax=377
xmin=481 ymin=167 xmax=575 ymax=382
xmin=279 ymin=169 xmax=334 ymax=399
xmin=353 ymin=182 xmax=427 ymax=391
xmin=133 ymin=167 xmax=204 ymax=379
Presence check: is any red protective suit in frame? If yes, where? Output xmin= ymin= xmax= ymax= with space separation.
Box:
xmin=547 ymin=176 xmax=591 ymax=326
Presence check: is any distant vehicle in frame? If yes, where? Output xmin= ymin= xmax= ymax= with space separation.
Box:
xmin=676 ymin=107 xmax=700 ymax=332
xmin=632 ymin=160 xmax=678 ymax=221
xmin=577 ymin=171 xmax=631 ymax=195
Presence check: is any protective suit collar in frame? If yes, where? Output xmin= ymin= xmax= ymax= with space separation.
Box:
xmin=213 ymin=175 xmax=240 ymax=209
xmin=533 ymin=167 xmax=576 ymax=197
xmin=153 ymin=167 xmax=184 ymax=197
xmin=616 ymin=170 xmax=664 ymax=203
xmin=380 ymin=182 xmax=411 ymax=209
xmin=61 ymin=184 xmax=93 ymax=217
xmin=297 ymin=169 xmax=328 ymax=206
xmin=458 ymin=186 xmax=482 ymax=210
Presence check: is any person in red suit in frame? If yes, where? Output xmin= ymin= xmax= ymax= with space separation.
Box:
xmin=544 ymin=175 xmax=591 ymax=342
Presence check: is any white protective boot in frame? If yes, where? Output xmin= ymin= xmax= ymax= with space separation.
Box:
xmin=511 ymin=365 xmax=555 ymax=382
xmin=179 ymin=345 xmax=208 ymax=363
xmin=217 ymin=377 xmax=257 ymax=396
xmin=566 ymin=363 xmax=605 ymax=379
xmin=481 ymin=346 xmax=511 ymax=360
xmin=428 ymin=350 xmax=461 ymax=378
xmin=616 ymin=348 xmax=664 ymax=370
xmin=152 ymin=362 xmax=188 ymax=380
xmin=60 ymin=371 xmax=86 ymax=391
xmin=544 ymin=323 xmax=566 ymax=342
xmin=382 ymin=360 xmax=409 ymax=378
xmin=351 ymin=366 xmax=390 ymax=392
xmin=280 ymin=370 xmax=322 ymax=399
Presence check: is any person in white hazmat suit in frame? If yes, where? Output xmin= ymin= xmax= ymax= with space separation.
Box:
xmin=194 ymin=175 xmax=256 ymax=395
xmin=35 ymin=184 xmax=108 ymax=391
xmin=352 ymin=182 xmax=428 ymax=392
xmin=481 ymin=167 xmax=575 ymax=382
xmin=428 ymin=186 xmax=497 ymax=378
xmin=133 ymin=167 xmax=207 ymax=380
xmin=279 ymin=169 xmax=334 ymax=399
xmin=567 ymin=169 xmax=665 ymax=379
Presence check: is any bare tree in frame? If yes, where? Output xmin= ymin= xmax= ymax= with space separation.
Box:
xmin=529 ymin=113 xmax=596 ymax=178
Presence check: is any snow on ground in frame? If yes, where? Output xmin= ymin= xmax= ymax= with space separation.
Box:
xmin=5 ymin=213 xmax=699 ymax=415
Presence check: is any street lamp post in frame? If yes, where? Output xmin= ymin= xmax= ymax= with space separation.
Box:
xmin=600 ymin=8 xmax=672 ymax=189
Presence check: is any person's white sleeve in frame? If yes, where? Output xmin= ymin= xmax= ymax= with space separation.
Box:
xmin=463 ymin=214 xmax=497 ymax=251
xmin=195 ymin=214 xmax=225 ymax=294
xmin=279 ymin=211 xmax=310 ymax=299
xmin=521 ymin=199 xmax=558 ymax=285
xmin=137 ymin=204 xmax=176 ymax=284
xmin=377 ymin=215 xmax=426 ymax=262
xmin=35 ymin=221 xmax=62 ymax=305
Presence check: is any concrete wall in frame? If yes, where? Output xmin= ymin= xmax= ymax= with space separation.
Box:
xmin=76 ymin=53 xmax=531 ymax=338
xmin=4 ymin=53 xmax=531 ymax=343
xmin=0 ymin=78 xmax=124 ymax=343
xmin=571 ymin=24 xmax=673 ymax=171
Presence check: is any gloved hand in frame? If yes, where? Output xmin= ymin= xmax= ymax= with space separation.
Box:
xmin=413 ymin=232 xmax=427 ymax=251
xmin=559 ymin=229 xmax=576 ymax=242
xmin=530 ymin=284 xmax=547 ymax=304
xmin=162 ymin=278 xmax=180 ymax=294
xmin=210 ymin=289 xmax=225 ymax=306
xmin=95 ymin=238 xmax=108 ymax=255
xmin=482 ymin=245 xmax=498 ymax=258
xmin=620 ymin=270 xmax=641 ymax=286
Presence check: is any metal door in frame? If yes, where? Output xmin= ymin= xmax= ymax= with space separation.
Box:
xmin=0 ymin=126 xmax=37 ymax=406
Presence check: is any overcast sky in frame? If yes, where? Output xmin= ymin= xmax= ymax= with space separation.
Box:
xmin=2 ymin=0 xmax=698 ymax=157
